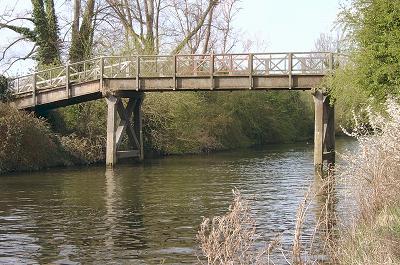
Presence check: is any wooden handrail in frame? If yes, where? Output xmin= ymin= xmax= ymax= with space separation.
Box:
xmin=8 ymin=52 xmax=341 ymax=95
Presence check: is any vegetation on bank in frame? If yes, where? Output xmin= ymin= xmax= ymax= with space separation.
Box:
xmin=54 ymin=91 xmax=313 ymax=155
xmin=0 ymin=103 xmax=65 ymax=173
xmin=0 ymin=83 xmax=314 ymax=174
xmin=327 ymin=0 xmax=400 ymax=126
xmin=0 ymin=103 xmax=105 ymax=174
xmin=197 ymin=99 xmax=400 ymax=264
xmin=335 ymin=99 xmax=400 ymax=264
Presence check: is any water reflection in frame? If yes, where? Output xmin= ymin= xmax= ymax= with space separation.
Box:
xmin=0 ymin=139 xmax=356 ymax=264
xmin=104 ymin=168 xmax=116 ymax=252
xmin=309 ymin=170 xmax=338 ymax=262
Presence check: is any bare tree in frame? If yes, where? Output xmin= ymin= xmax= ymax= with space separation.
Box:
xmin=314 ymin=31 xmax=344 ymax=53
xmin=104 ymin=0 xmax=225 ymax=54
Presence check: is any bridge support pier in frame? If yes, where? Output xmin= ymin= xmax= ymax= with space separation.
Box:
xmin=106 ymin=93 xmax=144 ymax=167
xmin=313 ymin=89 xmax=335 ymax=173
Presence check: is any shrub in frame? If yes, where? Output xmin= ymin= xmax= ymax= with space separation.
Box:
xmin=58 ymin=133 xmax=105 ymax=164
xmin=0 ymin=103 xmax=66 ymax=173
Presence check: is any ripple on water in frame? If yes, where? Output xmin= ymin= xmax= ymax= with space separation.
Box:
xmin=0 ymin=139 xmax=357 ymax=263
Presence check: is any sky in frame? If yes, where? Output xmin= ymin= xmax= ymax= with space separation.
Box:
xmin=0 ymin=0 xmax=341 ymax=75
xmin=233 ymin=0 xmax=341 ymax=52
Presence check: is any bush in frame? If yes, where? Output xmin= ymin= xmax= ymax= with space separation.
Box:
xmin=0 ymin=103 xmax=66 ymax=173
xmin=59 ymin=133 xmax=105 ymax=164
xmin=143 ymin=91 xmax=314 ymax=154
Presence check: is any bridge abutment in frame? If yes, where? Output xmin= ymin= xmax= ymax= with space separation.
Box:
xmin=313 ymin=89 xmax=335 ymax=172
xmin=106 ymin=93 xmax=144 ymax=167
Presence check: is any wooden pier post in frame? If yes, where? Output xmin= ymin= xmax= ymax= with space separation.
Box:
xmin=312 ymin=89 xmax=335 ymax=172
xmin=106 ymin=93 xmax=144 ymax=167
xmin=134 ymin=95 xmax=144 ymax=161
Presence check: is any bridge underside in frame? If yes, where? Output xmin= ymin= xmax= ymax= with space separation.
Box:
xmin=11 ymin=75 xmax=324 ymax=111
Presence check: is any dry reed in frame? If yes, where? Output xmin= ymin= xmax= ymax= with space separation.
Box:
xmin=336 ymin=98 xmax=400 ymax=264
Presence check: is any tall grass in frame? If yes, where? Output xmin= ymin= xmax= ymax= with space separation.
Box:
xmin=197 ymin=189 xmax=278 ymax=264
xmin=335 ymin=98 xmax=400 ymax=264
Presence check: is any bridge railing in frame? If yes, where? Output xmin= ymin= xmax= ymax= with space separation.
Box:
xmin=8 ymin=52 xmax=340 ymax=95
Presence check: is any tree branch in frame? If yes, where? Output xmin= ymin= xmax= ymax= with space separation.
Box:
xmin=171 ymin=0 xmax=218 ymax=55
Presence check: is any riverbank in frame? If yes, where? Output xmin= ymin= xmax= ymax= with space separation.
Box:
xmin=333 ymin=99 xmax=400 ymax=264
xmin=0 ymin=90 xmax=316 ymax=174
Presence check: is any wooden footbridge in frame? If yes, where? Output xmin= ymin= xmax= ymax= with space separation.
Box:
xmin=8 ymin=52 xmax=339 ymax=170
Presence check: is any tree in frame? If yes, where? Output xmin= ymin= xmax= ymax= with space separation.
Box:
xmin=69 ymin=0 xmax=97 ymax=62
xmin=0 ymin=0 xmax=61 ymax=68
xmin=105 ymin=0 xmax=222 ymax=54
xmin=339 ymin=0 xmax=400 ymax=100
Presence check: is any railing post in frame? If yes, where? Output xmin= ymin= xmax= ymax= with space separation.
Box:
xmin=99 ymin=57 xmax=104 ymax=91
xmin=136 ymin=56 xmax=140 ymax=91
xmin=173 ymin=55 xmax=177 ymax=90
xmin=288 ymin=52 xmax=293 ymax=89
xmin=329 ymin=53 xmax=334 ymax=71
xmin=66 ymin=62 xmax=70 ymax=98
xmin=248 ymin=53 xmax=253 ymax=89
xmin=32 ymin=73 xmax=36 ymax=107
xmin=210 ymin=52 xmax=214 ymax=90
xmin=229 ymin=54 xmax=233 ymax=74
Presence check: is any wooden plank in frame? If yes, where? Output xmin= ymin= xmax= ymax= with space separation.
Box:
xmin=116 ymin=99 xmax=139 ymax=149
xmin=65 ymin=63 xmax=70 ymax=98
xmin=288 ymin=52 xmax=293 ymax=89
xmin=210 ymin=54 xmax=214 ymax=90
xmin=136 ymin=56 xmax=140 ymax=91
xmin=117 ymin=150 xmax=140 ymax=159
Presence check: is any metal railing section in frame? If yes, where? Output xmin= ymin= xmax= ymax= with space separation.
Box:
xmin=8 ymin=52 xmax=343 ymax=95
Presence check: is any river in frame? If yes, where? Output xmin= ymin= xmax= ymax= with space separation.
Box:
xmin=0 ymin=138 xmax=356 ymax=264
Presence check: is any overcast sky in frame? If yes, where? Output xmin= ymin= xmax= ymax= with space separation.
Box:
xmin=0 ymin=0 xmax=341 ymax=75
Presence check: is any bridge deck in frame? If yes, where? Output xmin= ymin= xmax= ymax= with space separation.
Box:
xmin=8 ymin=52 xmax=336 ymax=110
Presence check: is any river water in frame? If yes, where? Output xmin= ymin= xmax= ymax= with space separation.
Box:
xmin=0 ymin=138 xmax=356 ymax=264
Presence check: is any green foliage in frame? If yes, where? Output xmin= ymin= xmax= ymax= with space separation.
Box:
xmin=324 ymin=64 xmax=370 ymax=130
xmin=142 ymin=91 xmax=313 ymax=154
xmin=327 ymin=0 xmax=400 ymax=127
xmin=0 ymin=103 xmax=66 ymax=173
xmin=0 ymin=75 xmax=11 ymax=102
xmin=31 ymin=0 xmax=61 ymax=65
xmin=57 ymin=101 xmax=107 ymax=138
xmin=338 ymin=0 xmax=400 ymax=101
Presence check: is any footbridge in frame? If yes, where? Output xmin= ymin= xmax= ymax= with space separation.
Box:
xmin=7 ymin=52 xmax=339 ymax=170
